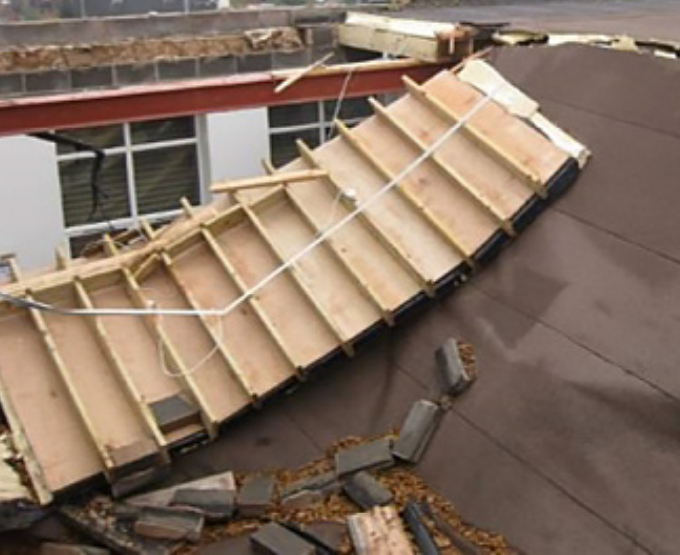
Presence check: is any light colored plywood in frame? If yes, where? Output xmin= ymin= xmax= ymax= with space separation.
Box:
xmin=170 ymin=242 xmax=296 ymax=396
xmin=348 ymin=506 xmax=414 ymax=555
xmin=368 ymin=97 xmax=514 ymax=236
xmin=313 ymin=137 xmax=464 ymax=283
xmin=140 ymin=267 xmax=251 ymax=423
xmin=210 ymin=217 xmax=340 ymax=367
xmin=251 ymin=194 xmax=383 ymax=340
xmin=0 ymin=313 xmax=102 ymax=492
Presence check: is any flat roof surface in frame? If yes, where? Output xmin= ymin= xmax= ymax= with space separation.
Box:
xmin=165 ymin=43 xmax=680 ymax=555
xmin=403 ymin=0 xmax=680 ymax=42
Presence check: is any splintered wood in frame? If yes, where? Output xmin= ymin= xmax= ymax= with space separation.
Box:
xmin=0 ymin=61 xmax=586 ymax=503
xmin=348 ymin=506 xmax=414 ymax=555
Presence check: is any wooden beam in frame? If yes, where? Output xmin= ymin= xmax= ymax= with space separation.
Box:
xmin=280 ymin=186 xmax=396 ymax=326
xmin=73 ymin=279 xmax=168 ymax=453
xmin=242 ymin=205 xmax=354 ymax=356
xmin=296 ymin=139 xmax=435 ymax=297
xmin=402 ymin=76 xmax=546 ymax=197
xmin=6 ymin=259 xmax=113 ymax=472
xmin=103 ymin=237 xmax=219 ymax=439
xmin=211 ymin=169 xmax=329 ymax=194
xmin=158 ymin=251 xmax=258 ymax=403
xmin=368 ymin=96 xmax=515 ymax=236
xmin=335 ymin=118 xmax=473 ymax=264
xmin=348 ymin=506 xmax=414 ymax=555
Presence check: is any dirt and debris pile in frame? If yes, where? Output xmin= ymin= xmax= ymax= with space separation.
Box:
xmin=0 ymin=27 xmax=304 ymax=74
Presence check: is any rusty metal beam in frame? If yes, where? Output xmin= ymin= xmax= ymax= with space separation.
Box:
xmin=0 ymin=60 xmax=447 ymax=137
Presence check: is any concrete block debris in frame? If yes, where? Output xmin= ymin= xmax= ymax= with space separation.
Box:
xmin=250 ymin=521 xmax=316 ymax=555
xmin=170 ymin=488 xmax=235 ymax=521
xmin=342 ymin=471 xmax=393 ymax=510
xmin=435 ymin=338 xmax=475 ymax=397
xmin=392 ymin=400 xmax=442 ymax=464
xmin=237 ymin=474 xmax=276 ymax=518
xmin=335 ymin=438 xmax=393 ymax=477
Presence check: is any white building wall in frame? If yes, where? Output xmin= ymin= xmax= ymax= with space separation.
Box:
xmin=203 ymin=108 xmax=269 ymax=200
xmin=0 ymin=136 xmax=64 ymax=271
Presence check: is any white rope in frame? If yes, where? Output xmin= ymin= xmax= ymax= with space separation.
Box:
xmin=0 ymin=84 xmax=500 ymax=321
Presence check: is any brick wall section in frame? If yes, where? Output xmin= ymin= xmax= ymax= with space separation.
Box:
xmin=4 ymin=23 xmax=342 ymax=99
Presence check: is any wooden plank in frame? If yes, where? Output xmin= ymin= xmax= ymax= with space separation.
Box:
xmin=269 ymin=160 xmax=421 ymax=314
xmin=385 ymin=88 xmax=533 ymax=220
xmin=211 ymin=169 xmax=328 ymax=194
xmin=163 ymin=245 xmax=296 ymax=398
xmin=132 ymin=263 xmax=252 ymax=425
xmin=243 ymin=205 xmax=355 ymax=355
xmin=339 ymin=12 xmax=462 ymax=63
xmin=403 ymin=75 xmax=546 ymax=197
xmin=73 ymin=279 xmax=167 ymax=452
xmin=281 ymin=187 xmax=395 ymax=325
xmin=117 ymin=266 xmax=218 ymax=439
xmin=296 ymin=139 xmax=436 ymax=296
xmin=368 ymin=96 xmax=515 ymax=236
xmin=246 ymin=191 xmax=383 ymax=340
xmin=207 ymin=211 xmax=341 ymax=368
xmin=335 ymin=118 xmax=474 ymax=263
xmin=348 ymin=506 xmax=414 ymax=555
xmin=180 ymin=199 xmax=302 ymax=372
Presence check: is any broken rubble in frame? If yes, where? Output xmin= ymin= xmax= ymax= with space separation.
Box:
xmin=392 ymin=400 xmax=442 ymax=464
xmin=342 ymin=471 xmax=393 ymax=510
xmin=335 ymin=438 xmax=393 ymax=477
xmin=250 ymin=521 xmax=316 ymax=555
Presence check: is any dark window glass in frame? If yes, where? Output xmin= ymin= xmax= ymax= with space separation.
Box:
xmin=269 ymin=102 xmax=320 ymax=129
xmin=56 ymin=124 xmax=124 ymax=154
xmin=59 ymin=154 xmax=130 ymax=227
xmin=270 ymin=129 xmax=320 ymax=168
xmin=131 ymin=117 xmax=195 ymax=145
xmin=134 ymin=144 xmax=200 ymax=214
xmin=324 ymin=96 xmax=372 ymax=123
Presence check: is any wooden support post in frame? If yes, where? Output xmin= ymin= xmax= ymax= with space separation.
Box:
xmin=5 ymin=258 xmax=114 ymax=472
xmin=158 ymin=250 xmax=258 ymax=403
xmin=104 ymin=236 xmax=219 ymax=439
xmin=402 ymin=76 xmax=546 ymax=197
xmin=242 ymin=204 xmax=354 ymax=356
xmin=368 ymin=97 xmax=515 ymax=236
xmin=73 ymin=279 xmax=168 ymax=453
xmin=296 ymin=139 xmax=435 ymax=297
xmin=211 ymin=170 xmax=329 ymax=194
xmin=335 ymin=118 xmax=473 ymax=264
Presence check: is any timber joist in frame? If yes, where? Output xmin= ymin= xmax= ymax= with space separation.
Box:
xmin=0 ymin=61 xmax=586 ymax=502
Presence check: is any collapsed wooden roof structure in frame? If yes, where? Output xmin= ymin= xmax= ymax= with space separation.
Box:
xmin=0 ymin=59 xmax=587 ymax=510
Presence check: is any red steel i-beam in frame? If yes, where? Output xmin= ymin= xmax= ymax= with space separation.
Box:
xmin=0 ymin=61 xmax=447 ymax=136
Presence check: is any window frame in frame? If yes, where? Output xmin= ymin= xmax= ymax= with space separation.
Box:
xmin=56 ymin=117 xmax=204 ymax=256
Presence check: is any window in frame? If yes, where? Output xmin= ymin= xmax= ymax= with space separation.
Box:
xmin=268 ymin=96 xmax=375 ymax=168
xmin=56 ymin=117 xmax=202 ymax=257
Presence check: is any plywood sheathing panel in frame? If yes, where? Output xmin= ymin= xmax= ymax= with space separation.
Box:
xmin=0 ymin=62 xmax=586 ymax=500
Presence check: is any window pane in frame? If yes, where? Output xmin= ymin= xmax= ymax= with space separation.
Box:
xmin=269 ymin=102 xmax=320 ymax=129
xmin=270 ymin=129 xmax=320 ymax=168
xmin=59 ymin=154 xmax=130 ymax=227
xmin=56 ymin=124 xmax=124 ymax=154
xmin=324 ymin=96 xmax=372 ymax=123
xmin=134 ymin=144 xmax=200 ymax=215
xmin=131 ymin=117 xmax=195 ymax=145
